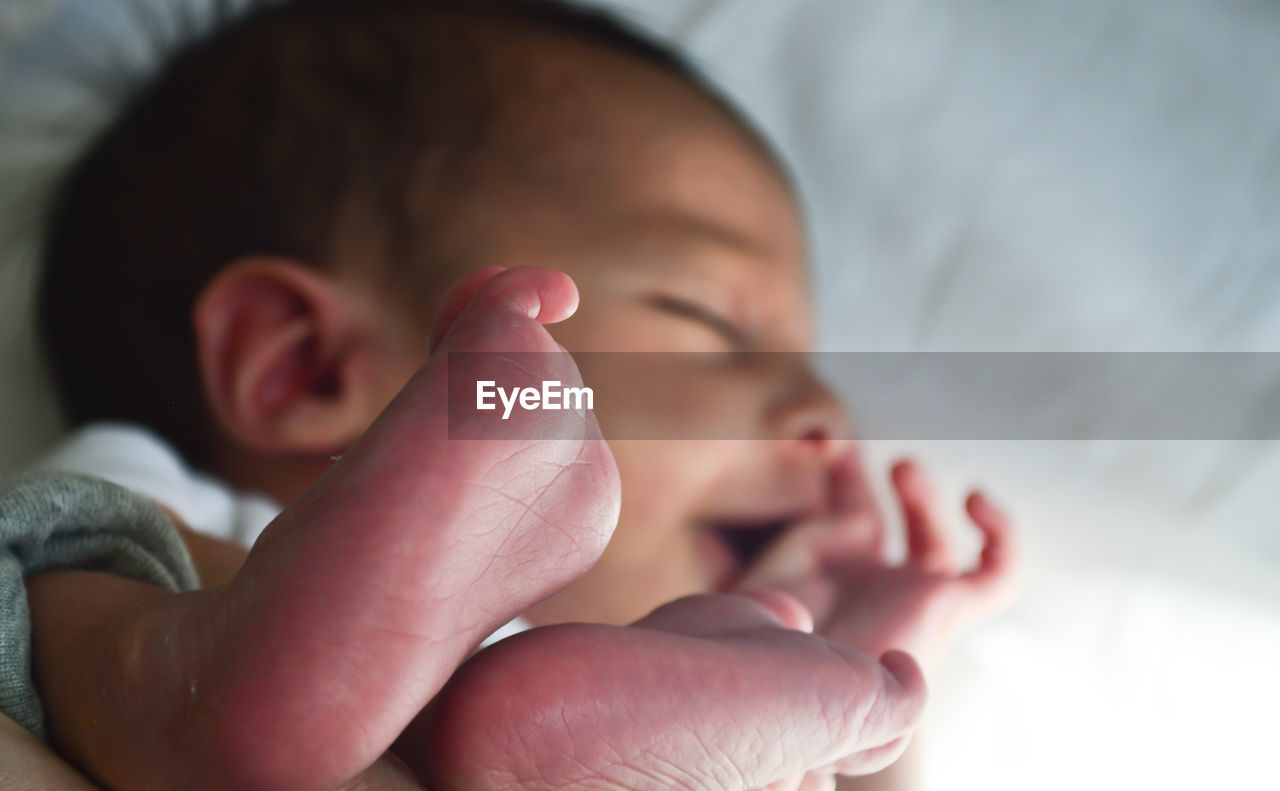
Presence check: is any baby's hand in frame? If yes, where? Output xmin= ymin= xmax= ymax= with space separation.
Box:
xmin=738 ymin=454 xmax=1020 ymax=676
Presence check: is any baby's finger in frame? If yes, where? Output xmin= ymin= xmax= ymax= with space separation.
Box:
xmin=829 ymin=446 xmax=875 ymax=517
xmin=962 ymin=492 xmax=1021 ymax=603
xmin=828 ymin=449 xmax=884 ymax=551
xmin=734 ymin=519 xmax=827 ymax=591
xmin=732 ymin=520 xmax=862 ymax=625
xmin=891 ymin=460 xmax=951 ymax=570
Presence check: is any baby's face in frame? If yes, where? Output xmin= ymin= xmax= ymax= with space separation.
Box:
xmin=532 ymin=193 xmax=854 ymax=626
xmin=371 ymin=44 xmax=853 ymax=626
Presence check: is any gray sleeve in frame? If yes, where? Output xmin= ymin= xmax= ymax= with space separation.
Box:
xmin=0 ymin=471 xmax=200 ymax=741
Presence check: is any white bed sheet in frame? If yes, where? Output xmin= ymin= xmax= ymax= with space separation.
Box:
xmin=592 ymin=1 xmax=1280 ymax=786
xmin=3 ymin=1 xmax=1278 ymax=787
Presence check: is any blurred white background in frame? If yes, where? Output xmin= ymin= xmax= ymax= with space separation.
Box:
xmin=3 ymin=1 xmax=1278 ymax=788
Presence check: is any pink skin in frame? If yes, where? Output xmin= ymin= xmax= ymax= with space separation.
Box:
xmin=43 ymin=266 xmax=616 ymax=791
xmin=730 ymin=455 xmax=1021 ymax=791
xmin=198 ymin=266 xmax=619 ymax=789
xmin=737 ymin=452 xmax=1022 ymax=677
xmin=420 ymin=593 xmax=926 ymax=791
xmin=33 ymin=267 xmax=931 ymax=791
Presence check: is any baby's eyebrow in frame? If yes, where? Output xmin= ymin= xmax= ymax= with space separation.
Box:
xmin=621 ymin=208 xmax=774 ymax=264
xmin=619 ymin=215 xmax=813 ymax=348
xmin=661 ymin=213 xmax=773 ymax=262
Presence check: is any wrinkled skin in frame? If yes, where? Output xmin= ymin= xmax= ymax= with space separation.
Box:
xmin=400 ymin=364 xmax=1020 ymax=791
xmin=188 ymin=267 xmax=622 ymax=788
xmin=27 ymin=268 xmax=929 ymax=791
xmin=22 ymin=21 xmax=1022 ymax=791
xmin=421 ymin=594 xmax=925 ymax=791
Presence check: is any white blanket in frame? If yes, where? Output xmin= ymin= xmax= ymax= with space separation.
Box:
xmin=3 ymin=1 xmax=1278 ymax=787
xmin=593 ymin=2 xmax=1280 ymax=787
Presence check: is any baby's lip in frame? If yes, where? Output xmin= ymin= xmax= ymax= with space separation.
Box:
xmin=701 ymin=494 xmax=825 ymax=528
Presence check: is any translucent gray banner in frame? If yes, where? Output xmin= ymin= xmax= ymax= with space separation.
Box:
xmin=447 ymin=352 xmax=1280 ymax=440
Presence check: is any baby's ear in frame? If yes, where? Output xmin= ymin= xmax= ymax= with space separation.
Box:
xmin=192 ymin=257 xmax=382 ymax=456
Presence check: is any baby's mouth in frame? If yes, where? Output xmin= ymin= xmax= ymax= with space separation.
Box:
xmin=701 ymin=517 xmax=796 ymax=591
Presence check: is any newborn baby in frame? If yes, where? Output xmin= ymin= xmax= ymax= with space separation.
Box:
xmin=25 ymin=265 xmax=937 ymax=790
xmin=14 ymin=1 xmax=1019 ymax=788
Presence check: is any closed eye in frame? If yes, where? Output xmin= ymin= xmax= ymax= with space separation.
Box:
xmin=647 ymin=294 xmax=746 ymax=348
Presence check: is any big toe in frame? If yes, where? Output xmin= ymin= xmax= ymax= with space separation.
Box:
xmin=203 ymin=267 xmax=618 ymax=785
xmin=436 ymin=266 xmax=579 ymax=354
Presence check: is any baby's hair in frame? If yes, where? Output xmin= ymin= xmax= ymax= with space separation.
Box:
xmin=37 ymin=0 xmax=764 ymax=468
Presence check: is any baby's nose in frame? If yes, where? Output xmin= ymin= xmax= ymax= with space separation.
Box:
xmin=768 ymin=362 xmax=853 ymax=463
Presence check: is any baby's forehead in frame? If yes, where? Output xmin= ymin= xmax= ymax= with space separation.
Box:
xmin=349 ymin=14 xmax=809 ymax=331
xmin=423 ymin=168 xmax=812 ymax=352
xmin=485 ymin=47 xmax=804 ymax=254
xmin=582 ymin=215 xmax=814 ymax=344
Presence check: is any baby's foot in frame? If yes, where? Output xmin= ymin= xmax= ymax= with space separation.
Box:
xmin=418 ymin=592 xmax=927 ymax=791
xmin=116 ymin=268 xmax=618 ymax=791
